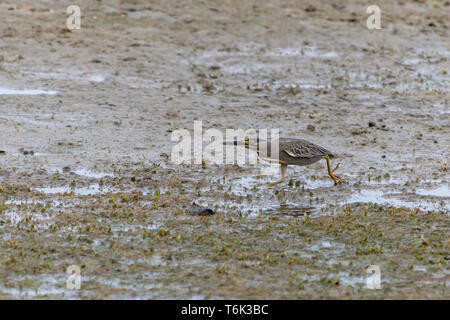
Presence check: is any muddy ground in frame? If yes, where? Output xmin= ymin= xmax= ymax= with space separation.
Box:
xmin=0 ymin=0 xmax=448 ymax=299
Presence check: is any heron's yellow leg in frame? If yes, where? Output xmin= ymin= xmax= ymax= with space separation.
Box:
xmin=331 ymin=163 xmax=340 ymax=174
xmin=324 ymin=155 xmax=344 ymax=184
xmin=266 ymin=164 xmax=287 ymax=186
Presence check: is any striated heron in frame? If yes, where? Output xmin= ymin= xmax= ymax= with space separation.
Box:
xmin=224 ymin=137 xmax=344 ymax=186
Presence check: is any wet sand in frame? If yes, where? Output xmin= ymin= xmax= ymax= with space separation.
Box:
xmin=0 ymin=0 xmax=448 ymax=299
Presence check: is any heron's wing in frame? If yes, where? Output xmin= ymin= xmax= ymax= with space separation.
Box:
xmin=281 ymin=140 xmax=332 ymax=158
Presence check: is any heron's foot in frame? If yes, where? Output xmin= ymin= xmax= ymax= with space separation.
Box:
xmin=330 ymin=174 xmax=344 ymax=185
xmin=266 ymin=178 xmax=285 ymax=187
xmin=329 ymin=163 xmax=345 ymax=184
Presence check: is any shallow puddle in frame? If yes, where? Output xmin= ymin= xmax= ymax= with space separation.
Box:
xmin=0 ymin=274 xmax=76 ymax=299
xmin=0 ymin=88 xmax=57 ymax=95
xmin=71 ymin=169 xmax=114 ymax=179
xmin=415 ymin=185 xmax=449 ymax=197
xmin=208 ymin=173 xmax=449 ymax=216
xmin=346 ymin=186 xmax=449 ymax=212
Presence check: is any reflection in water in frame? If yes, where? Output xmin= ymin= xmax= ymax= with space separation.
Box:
xmin=264 ymin=204 xmax=314 ymax=217
xmin=34 ymin=185 xmax=112 ymax=195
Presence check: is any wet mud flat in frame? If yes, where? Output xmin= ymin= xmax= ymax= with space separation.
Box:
xmin=0 ymin=0 xmax=449 ymax=299
xmin=0 ymin=165 xmax=448 ymax=299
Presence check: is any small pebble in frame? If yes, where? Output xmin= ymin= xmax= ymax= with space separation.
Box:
xmin=180 ymin=15 xmax=194 ymax=24
xmin=369 ymin=122 xmax=377 ymax=127
xmin=306 ymin=124 xmax=315 ymax=131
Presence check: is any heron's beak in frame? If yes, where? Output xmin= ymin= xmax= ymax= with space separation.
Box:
xmin=223 ymin=140 xmax=245 ymax=145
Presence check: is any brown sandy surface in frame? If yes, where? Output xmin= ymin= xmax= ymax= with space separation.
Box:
xmin=0 ymin=0 xmax=448 ymax=299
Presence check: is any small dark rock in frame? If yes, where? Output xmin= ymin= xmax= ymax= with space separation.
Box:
xmin=23 ymin=151 xmax=29 ymax=155
xmin=368 ymin=122 xmax=377 ymax=127
xmin=195 ymin=208 xmax=216 ymax=216
xmin=306 ymin=124 xmax=315 ymax=132
xmin=63 ymin=166 xmax=71 ymax=173
xmin=0 ymin=150 xmax=5 ymax=155
xmin=191 ymin=202 xmax=216 ymax=216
